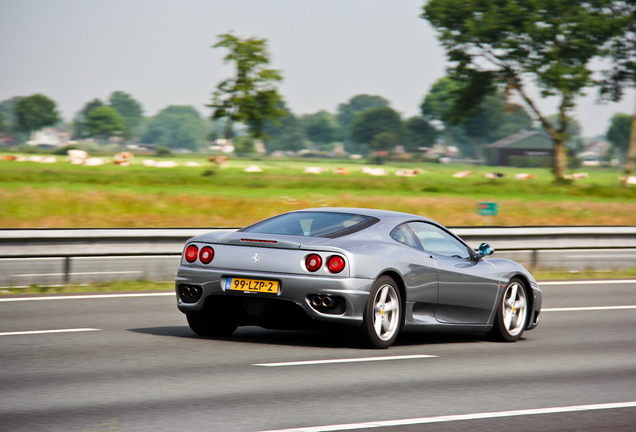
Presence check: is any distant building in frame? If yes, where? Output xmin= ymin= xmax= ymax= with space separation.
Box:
xmin=209 ymin=138 xmax=235 ymax=153
xmin=577 ymin=139 xmax=611 ymax=166
xmin=486 ymin=131 xmax=554 ymax=166
xmin=26 ymin=128 xmax=71 ymax=148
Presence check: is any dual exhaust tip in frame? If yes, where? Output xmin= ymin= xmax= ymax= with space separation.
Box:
xmin=180 ymin=285 xmax=202 ymax=302
xmin=311 ymin=295 xmax=336 ymax=309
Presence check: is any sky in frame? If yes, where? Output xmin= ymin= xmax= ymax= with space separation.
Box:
xmin=1 ymin=0 xmax=633 ymax=138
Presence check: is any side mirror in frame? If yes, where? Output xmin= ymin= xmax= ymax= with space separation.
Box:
xmin=477 ymin=243 xmax=495 ymax=259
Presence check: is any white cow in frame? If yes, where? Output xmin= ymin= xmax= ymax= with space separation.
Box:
xmin=244 ymin=165 xmax=263 ymax=173
xmin=154 ymin=161 xmax=179 ymax=168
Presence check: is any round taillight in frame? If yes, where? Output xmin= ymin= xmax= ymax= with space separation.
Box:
xmin=185 ymin=245 xmax=198 ymax=263
xmin=199 ymin=246 xmax=214 ymax=264
xmin=327 ymin=255 xmax=345 ymax=273
xmin=305 ymin=254 xmax=322 ymax=272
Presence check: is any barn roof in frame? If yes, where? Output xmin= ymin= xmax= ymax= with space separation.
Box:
xmin=487 ymin=131 xmax=553 ymax=150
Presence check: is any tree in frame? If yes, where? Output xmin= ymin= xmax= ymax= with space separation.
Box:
xmin=597 ymin=2 xmax=636 ymax=185
xmin=337 ymin=94 xmax=389 ymax=148
xmin=300 ymin=110 xmax=340 ymax=148
xmin=464 ymin=93 xmax=536 ymax=159
xmin=495 ymin=103 xmax=535 ymax=139
xmin=262 ymin=103 xmax=307 ymax=153
xmin=403 ymin=117 xmax=438 ymax=151
xmin=420 ymin=77 xmax=461 ymax=124
xmin=351 ymin=107 xmax=403 ymax=151
xmin=422 ymin=77 xmax=534 ymax=157
xmin=73 ymin=98 xmax=104 ymax=139
xmin=208 ymin=32 xmax=285 ymax=140
xmin=371 ymin=132 xmax=400 ymax=152
xmin=14 ymin=94 xmax=60 ymax=135
xmin=421 ymin=77 xmax=467 ymax=153
xmin=0 ymin=96 xmax=22 ymax=133
xmin=85 ymin=106 xmax=126 ymax=143
xmin=543 ymin=113 xmax=582 ymax=151
xmin=109 ymin=91 xmax=143 ymax=139
xmin=142 ymin=105 xmax=206 ymax=151
xmin=233 ymin=135 xmax=256 ymax=154
xmin=607 ymin=113 xmax=633 ymax=160
xmin=422 ymin=0 xmax=631 ymax=181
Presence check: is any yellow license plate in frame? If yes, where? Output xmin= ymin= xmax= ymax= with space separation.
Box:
xmin=225 ymin=278 xmax=279 ymax=294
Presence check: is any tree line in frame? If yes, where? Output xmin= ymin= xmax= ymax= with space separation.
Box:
xmin=3 ymin=88 xmax=627 ymax=160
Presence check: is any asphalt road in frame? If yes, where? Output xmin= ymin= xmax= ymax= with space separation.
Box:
xmin=1 ymin=280 xmax=635 ymax=432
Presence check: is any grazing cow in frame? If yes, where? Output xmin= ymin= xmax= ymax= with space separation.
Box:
xmin=619 ymin=176 xmax=636 ymax=185
xmin=0 ymin=155 xmax=18 ymax=161
xmin=395 ymin=169 xmax=418 ymax=177
xmin=244 ymin=165 xmax=263 ymax=173
xmin=484 ymin=172 xmax=506 ymax=179
xmin=154 ymin=161 xmax=179 ymax=168
xmin=209 ymin=155 xmax=229 ymax=166
xmin=333 ymin=167 xmax=350 ymax=175
xmin=185 ymin=161 xmax=201 ymax=167
xmin=114 ymin=152 xmax=133 ymax=165
xmin=67 ymin=149 xmax=88 ymax=164
xmin=27 ymin=156 xmax=57 ymax=163
xmin=452 ymin=171 xmax=472 ymax=178
xmin=514 ymin=173 xmax=535 ymax=180
xmin=361 ymin=167 xmax=387 ymax=176
xmin=84 ymin=158 xmax=106 ymax=166
xmin=304 ymin=167 xmax=327 ymax=174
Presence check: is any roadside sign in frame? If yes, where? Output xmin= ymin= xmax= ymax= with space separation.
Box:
xmin=478 ymin=202 xmax=498 ymax=216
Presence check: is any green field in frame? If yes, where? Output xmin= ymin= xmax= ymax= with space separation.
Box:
xmin=2 ymin=155 xmax=635 ymax=228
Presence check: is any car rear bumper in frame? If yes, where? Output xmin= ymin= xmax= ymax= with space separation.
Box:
xmin=175 ymin=266 xmax=373 ymax=326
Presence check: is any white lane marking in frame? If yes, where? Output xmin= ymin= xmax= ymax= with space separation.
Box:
xmin=0 ymin=292 xmax=175 ymax=302
xmin=253 ymin=354 xmax=437 ymax=367
xmin=543 ymin=305 xmax=636 ymax=312
xmin=257 ymin=401 xmax=636 ymax=432
xmin=0 ymin=328 xmax=101 ymax=337
xmin=12 ymin=271 xmax=143 ymax=277
xmin=565 ymin=255 xmax=636 ymax=259
xmin=540 ymin=279 xmax=636 ymax=286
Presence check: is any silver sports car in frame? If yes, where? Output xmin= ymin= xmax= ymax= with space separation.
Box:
xmin=175 ymin=208 xmax=541 ymax=348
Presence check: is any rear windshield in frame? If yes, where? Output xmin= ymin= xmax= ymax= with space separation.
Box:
xmin=240 ymin=211 xmax=378 ymax=238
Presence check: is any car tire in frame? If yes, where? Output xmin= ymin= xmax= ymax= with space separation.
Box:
xmin=358 ymin=276 xmax=402 ymax=349
xmin=186 ymin=313 xmax=237 ymax=337
xmin=488 ymin=278 xmax=528 ymax=342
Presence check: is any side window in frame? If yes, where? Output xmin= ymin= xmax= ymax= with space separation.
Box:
xmin=408 ymin=222 xmax=471 ymax=259
xmin=390 ymin=224 xmax=422 ymax=250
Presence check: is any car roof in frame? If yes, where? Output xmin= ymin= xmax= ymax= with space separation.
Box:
xmin=293 ymin=207 xmax=437 ymax=225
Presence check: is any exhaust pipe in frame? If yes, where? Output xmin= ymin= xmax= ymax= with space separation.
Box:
xmin=310 ymin=295 xmax=338 ymax=310
xmin=321 ymin=296 xmax=335 ymax=308
xmin=309 ymin=294 xmax=342 ymax=313
xmin=180 ymin=285 xmax=202 ymax=301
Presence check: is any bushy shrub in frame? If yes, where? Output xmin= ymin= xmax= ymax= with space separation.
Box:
xmin=156 ymin=146 xmax=173 ymax=157
xmin=53 ymin=145 xmax=78 ymax=155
